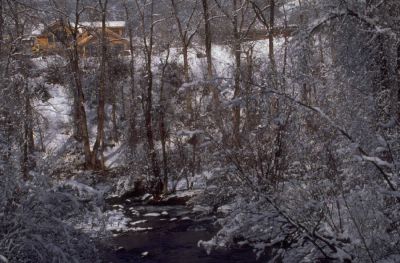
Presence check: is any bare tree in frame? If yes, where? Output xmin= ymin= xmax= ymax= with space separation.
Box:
xmin=67 ymin=0 xmax=93 ymax=169
xmin=214 ymin=0 xmax=255 ymax=145
xmin=201 ymin=0 xmax=218 ymax=107
xmin=0 ymin=0 xmax=3 ymax=58
xmin=251 ymin=0 xmax=277 ymax=79
xmin=159 ymin=44 xmax=171 ymax=194
xmin=135 ymin=0 xmax=163 ymax=195
xmin=91 ymin=0 xmax=108 ymax=170
xmin=169 ymin=0 xmax=201 ymax=121
xmin=123 ymin=0 xmax=138 ymax=148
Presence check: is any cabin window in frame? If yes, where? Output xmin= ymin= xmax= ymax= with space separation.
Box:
xmin=87 ymin=44 xmax=97 ymax=57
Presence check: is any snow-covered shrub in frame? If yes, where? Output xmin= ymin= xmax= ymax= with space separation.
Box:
xmin=0 ymin=169 xmax=102 ymax=262
xmin=44 ymin=58 xmax=68 ymax=85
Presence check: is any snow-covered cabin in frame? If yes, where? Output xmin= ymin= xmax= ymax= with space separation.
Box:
xmin=31 ymin=20 xmax=129 ymax=56
xmin=77 ymin=27 xmax=129 ymax=57
xmin=79 ymin=21 xmax=126 ymax=37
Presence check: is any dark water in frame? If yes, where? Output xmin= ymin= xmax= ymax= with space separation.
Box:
xmin=102 ymin=200 xmax=263 ymax=263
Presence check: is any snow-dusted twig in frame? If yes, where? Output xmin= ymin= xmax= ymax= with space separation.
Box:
xmin=242 ymin=79 xmax=398 ymax=193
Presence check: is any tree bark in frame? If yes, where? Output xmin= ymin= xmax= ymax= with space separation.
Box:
xmin=170 ymin=0 xmax=199 ymax=121
xmin=159 ymin=47 xmax=170 ymax=194
xmin=202 ymin=0 xmax=212 ymax=81
xmin=232 ymin=0 xmax=241 ymax=146
xmin=201 ymin=0 xmax=216 ymax=102
xmin=268 ymin=0 xmax=276 ymax=73
xmin=282 ymin=3 xmax=288 ymax=78
xmin=91 ymin=0 xmax=108 ymax=170
xmin=69 ymin=0 xmax=92 ymax=169
xmin=0 ymin=0 xmax=3 ymax=57
xmin=244 ymin=47 xmax=256 ymax=133
xmin=182 ymin=44 xmax=193 ymax=119
xmin=22 ymin=83 xmax=33 ymax=179
xmin=397 ymin=44 xmax=400 ymax=120
xmin=123 ymin=1 xmax=138 ymax=148
xmin=111 ymin=87 xmax=118 ymax=142
xmin=136 ymin=0 xmax=162 ymax=194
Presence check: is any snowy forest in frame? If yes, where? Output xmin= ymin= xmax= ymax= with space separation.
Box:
xmin=1 ymin=0 xmax=400 ymax=262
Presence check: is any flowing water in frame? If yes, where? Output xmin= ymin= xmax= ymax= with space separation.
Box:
xmin=103 ymin=198 xmax=262 ymax=263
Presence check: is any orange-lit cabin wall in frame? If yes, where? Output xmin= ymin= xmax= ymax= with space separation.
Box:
xmin=109 ymin=27 xmax=124 ymax=36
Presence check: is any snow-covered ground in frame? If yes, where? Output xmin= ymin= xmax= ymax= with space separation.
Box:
xmin=32 ymin=37 xmax=287 ymax=173
xmin=34 ymin=82 xmax=72 ymax=154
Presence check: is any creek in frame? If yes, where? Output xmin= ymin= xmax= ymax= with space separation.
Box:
xmin=103 ymin=197 xmax=261 ymax=263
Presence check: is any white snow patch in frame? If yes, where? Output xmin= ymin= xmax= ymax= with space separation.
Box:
xmin=217 ymin=204 xmax=233 ymax=214
xmin=104 ymin=142 xmax=125 ymax=168
xmin=141 ymin=193 xmax=153 ymax=201
xmin=130 ymin=220 xmax=147 ymax=226
xmin=193 ymin=205 xmax=212 ymax=213
xmin=144 ymin=213 xmax=161 ymax=217
xmin=35 ymin=83 xmax=72 ymax=154
xmin=128 ymin=208 xmax=140 ymax=216
xmin=0 ymin=255 xmax=9 ymax=263
xmin=361 ymin=155 xmax=393 ymax=168
xmin=105 ymin=210 xmax=131 ymax=232
xmin=128 ymin=227 xmax=153 ymax=232
xmin=112 ymin=204 xmax=124 ymax=209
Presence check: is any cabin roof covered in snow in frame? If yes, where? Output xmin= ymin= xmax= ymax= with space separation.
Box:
xmin=30 ymin=21 xmax=126 ymax=36
xmin=78 ymin=21 xmax=126 ymax=28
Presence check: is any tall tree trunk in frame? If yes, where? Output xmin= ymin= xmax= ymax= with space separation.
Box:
xmin=268 ymin=0 xmax=280 ymax=118
xmin=160 ymin=112 xmax=168 ymax=194
xmin=396 ymin=44 xmax=400 ymax=121
xmin=71 ymin=52 xmax=92 ymax=168
xmin=69 ymin=0 xmax=92 ymax=169
xmin=22 ymin=83 xmax=33 ymax=179
xmin=201 ymin=0 xmax=216 ymax=102
xmin=139 ymin=0 xmax=162 ymax=194
xmin=145 ymin=60 xmax=162 ymax=193
xmin=268 ymin=0 xmax=276 ymax=73
xmin=202 ymin=0 xmax=224 ymax=137
xmin=27 ymin=104 xmax=34 ymax=153
xmin=282 ymin=3 xmax=288 ymax=78
xmin=0 ymin=0 xmax=3 ymax=57
xmin=202 ymin=0 xmax=212 ymax=81
xmin=124 ymin=1 xmax=138 ymax=148
xmin=170 ymin=0 xmax=198 ymax=123
xmin=182 ymin=44 xmax=193 ymax=120
xmin=120 ymin=83 xmax=126 ymax=121
xmin=244 ymin=47 xmax=256 ymax=133
xmin=159 ymin=49 xmax=170 ymax=194
xmin=111 ymin=87 xmax=118 ymax=142
xmin=92 ymin=0 xmax=108 ymax=170
xmin=232 ymin=0 xmax=241 ymax=146
xmin=145 ymin=52 xmax=162 ymax=193
xmin=183 ymin=44 xmax=190 ymax=82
